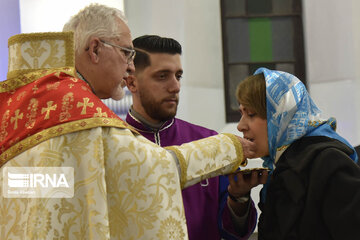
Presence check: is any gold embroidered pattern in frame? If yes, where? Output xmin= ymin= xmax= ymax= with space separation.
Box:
xmin=1 ymin=124 xmax=242 ymax=239
xmin=157 ymin=216 xmax=185 ymax=240
xmin=46 ymin=81 xmax=60 ymax=91
xmin=166 ymin=134 xmax=243 ymax=189
xmin=77 ymin=97 xmax=94 ymax=115
xmin=16 ymin=91 xmax=26 ymax=101
xmin=0 ymin=110 xmax=10 ymax=141
xmin=223 ymin=133 xmax=246 ymax=168
xmin=0 ymin=67 xmax=76 ymax=93
xmin=41 ymin=101 xmax=57 ymax=120
xmin=94 ymin=107 xmax=108 ymax=118
xmin=7 ymin=32 xmax=74 ymax=79
xmin=81 ymin=85 xmax=90 ymax=92
xmin=25 ymin=98 xmax=39 ymax=129
xmin=32 ymin=85 xmax=39 ymax=93
xmin=41 ymin=39 xmax=66 ymax=68
xmin=24 ymin=41 xmax=47 ymax=68
xmin=59 ymin=92 xmax=74 ymax=122
xmin=7 ymin=98 xmax=12 ymax=106
xmin=26 ymin=203 xmax=52 ymax=239
xmin=10 ymin=109 xmax=23 ymax=130
xmin=165 ymin=145 xmax=187 ymax=189
xmin=8 ymin=137 xmax=20 ymax=146
xmin=9 ymin=42 xmax=29 ymax=73
xmin=0 ymin=117 xmax=132 ymax=166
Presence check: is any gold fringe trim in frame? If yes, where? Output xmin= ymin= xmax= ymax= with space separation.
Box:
xmin=223 ymin=133 xmax=247 ymax=170
xmin=165 ymin=146 xmax=187 ymax=189
xmin=0 ymin=117 xmax=137 ymax=167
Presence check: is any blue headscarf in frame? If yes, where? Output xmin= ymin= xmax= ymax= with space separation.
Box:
xmin=254 ymin=68 xmax=358 ymax=201
xmin=254 ymin=68 xmax=358 ymax=199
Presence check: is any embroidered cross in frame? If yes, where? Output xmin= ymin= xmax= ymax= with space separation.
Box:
xmin=11 ymin=109 xmax=23 ymax=130
xmin=77 ymin=98 xmax=94 ymax=115
xmin=68 ymin=83 xmax=74 ymax=89
xmin=32 ymin=85 xmax=39 ymax=93
xmin=94 ymin=107 xmax=108 ymax=117
xmin=7 ymin=98 xmax=12 ymax=106
xmin=41 ymin=101 xmax=57 ymax=120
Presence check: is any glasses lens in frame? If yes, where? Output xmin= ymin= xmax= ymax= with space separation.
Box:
xmin=127 ymin=50 xmax=135 ymax=63
xmin=122 ymin=49 xmax=131 ymax=58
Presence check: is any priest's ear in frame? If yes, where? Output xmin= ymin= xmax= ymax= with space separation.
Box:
xmin=87 ymin=37 xmax=102 ymax=63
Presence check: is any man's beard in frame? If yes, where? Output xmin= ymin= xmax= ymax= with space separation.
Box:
xmin=111 ymin=78 xmax=127 ymax=100
xmin=139 ymin=91 xmax=178 ymax=122
xmin=111 ymin=84 xmax=125 ymax=100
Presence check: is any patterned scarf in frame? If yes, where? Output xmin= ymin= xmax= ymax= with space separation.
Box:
xmin=254 ymin=67 xmax=358 ymax=175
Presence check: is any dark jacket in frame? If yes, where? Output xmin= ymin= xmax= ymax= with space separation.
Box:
xmin=258 ymin=136 xmax=360 ymax=240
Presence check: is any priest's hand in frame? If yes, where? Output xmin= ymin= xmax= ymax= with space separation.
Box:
xmin=236 ymin=136 xmax=257 ymax=160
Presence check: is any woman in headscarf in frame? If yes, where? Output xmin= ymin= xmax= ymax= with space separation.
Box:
xmin=233 ymin=68 xmax=360 ymax=240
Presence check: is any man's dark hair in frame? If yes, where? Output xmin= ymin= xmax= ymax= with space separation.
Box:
xmin=133 ymin=35 xmax=182 ymax=70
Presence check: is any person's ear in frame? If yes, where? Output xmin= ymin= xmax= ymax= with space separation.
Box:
xmin=87 ymin=37 xmax=102 ymax=63
xmin=125 ymin=74 xmax=138 ymax=93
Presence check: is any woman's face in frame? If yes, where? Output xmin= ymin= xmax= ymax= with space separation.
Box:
xmin=237 ymin=104 xmax=269 ymax=158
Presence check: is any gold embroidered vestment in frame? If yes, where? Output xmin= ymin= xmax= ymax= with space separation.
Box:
xmin=0 ymin=32 xmax=246 ymax=239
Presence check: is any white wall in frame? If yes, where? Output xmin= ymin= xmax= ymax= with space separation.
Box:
xmin=125 ymin=0 xmax=226 ymax=133
xmin=126 ymin=0 xmax=360 ymax=147
xmin=351 ymin=0 xmax=360 ymax=144
xmin=303 ymin=0 xmax=360 ymax=146
xmin=19 ymin=0 xmax=124 ymax=32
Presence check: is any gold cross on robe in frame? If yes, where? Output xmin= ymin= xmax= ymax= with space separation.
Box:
xmin=11 ymin=109 xmax=23 ymax=130
xmin=41 ymin=101 xmax=57 ymax=120
xmin=77 ymin=97 xmax=94 ymax=115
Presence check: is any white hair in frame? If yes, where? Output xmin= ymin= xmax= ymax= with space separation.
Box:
xmin=63 ymin=3 xmax=128 ymax=54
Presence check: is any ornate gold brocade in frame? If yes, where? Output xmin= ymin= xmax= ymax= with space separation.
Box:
xmin=0 ymin=110 xmax=10 ymax=142
xmin=25 ymin=98 xmax=39 ymax=129
xmin=0 ymin=118 xmax=132 ymax=167
xmin=1 ymin=31 xmax=247 ymax=240
xmin=7 ymin=32 xmax=74 ymax=79
xmin=1 ymin=127 xmax=243 ymax=239
xmin=166 ymin=133 xmax=245 ymax=189
xmin=0 ymin=67 xmax=76 ymax=93
xmin=41 ymin=101 xmax=57 ymax=120
xmin=59 ymin=92 xmax=74 ymax=122
xmin=77 ymin=97 xmax=94 ymax=115
xmin=10 ymin=109 xmax=23 ymax=130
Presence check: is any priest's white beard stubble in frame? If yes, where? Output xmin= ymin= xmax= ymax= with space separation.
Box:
xmin=111 ymin=73 xmax=128 ymax=100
